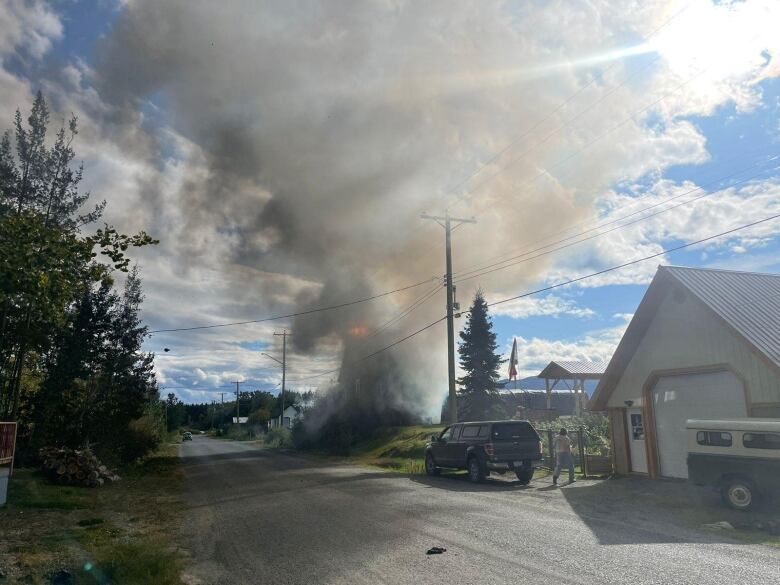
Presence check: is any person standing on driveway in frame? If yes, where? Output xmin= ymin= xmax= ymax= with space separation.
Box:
xmin=553 ymin=428 xmax=575 ymax=486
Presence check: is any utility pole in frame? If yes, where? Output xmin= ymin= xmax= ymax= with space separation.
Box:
xmin=264 ymin=330 xmax=289 ymax=427
xmin=421 ymin=210 xmax=476 ymax=424
xmin=274 ymin=330 xmax=287 ymax=427
xmin=231 ymin=381 xmax=245 ymax=424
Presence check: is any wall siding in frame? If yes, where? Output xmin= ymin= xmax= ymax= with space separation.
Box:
xmin=606 ymin=290 xmax=780 ymax=409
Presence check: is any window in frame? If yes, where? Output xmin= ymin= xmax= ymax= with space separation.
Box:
xmin=491 ymin=422 xmax=536 ymax=440
xmin=696 ymin=431 xmax=732 ymax=447
xmin=477 ymin=425 xmax=489 ymax=437
xmin=630 ymin=413 xmax=645 ymax=441
xmin=743 ymin=433 xmax=780 ymax=450
xmin=439 ymin=427 xmax=452 ymax=442
xmin=461 ymin=426 xmax=479 ymax=438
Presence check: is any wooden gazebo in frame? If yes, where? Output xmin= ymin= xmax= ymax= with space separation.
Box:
xmin=538 ymin=360 xmax=608 ymax=415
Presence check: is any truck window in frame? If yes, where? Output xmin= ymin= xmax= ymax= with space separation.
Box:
xmin=461 ymin=426 xmax=479 ymax=438
xmin=491 ymin=422 xmax=537 ymax=440
xmin=451 ymin=425 xmax=462 ymax=440
xmin=743 ymin=432 xmax=780 ymax=450
xmin=696 ymin=431 xmax=732 ymax=447
xmin=477 ymin=425 xmax=489 ymax=437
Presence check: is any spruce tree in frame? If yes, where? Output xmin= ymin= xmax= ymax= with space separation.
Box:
xmin=457 ymin=289 xmax=506 ymax=421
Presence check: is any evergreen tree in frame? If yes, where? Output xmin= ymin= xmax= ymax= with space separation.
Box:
xmin=456 ymin=289 xmax=506 ymax=421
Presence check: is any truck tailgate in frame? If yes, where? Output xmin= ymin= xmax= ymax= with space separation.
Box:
xmin=490 ymin=423 xmax=541 ymax=461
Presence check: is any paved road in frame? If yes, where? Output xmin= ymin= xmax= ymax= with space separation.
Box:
xmin=180 ymin=436 xmax=779 ymax=585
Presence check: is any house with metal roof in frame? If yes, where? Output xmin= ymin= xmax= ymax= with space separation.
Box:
xmin=589 ymin=265 xmax=780 ymax=479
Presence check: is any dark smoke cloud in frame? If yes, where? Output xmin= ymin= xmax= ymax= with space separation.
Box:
xmin=89 ymin=0 xmax=664 ymax=414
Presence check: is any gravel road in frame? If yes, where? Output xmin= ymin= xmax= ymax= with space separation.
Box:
xmin=180 ymin=436 xmax=779 ymax=585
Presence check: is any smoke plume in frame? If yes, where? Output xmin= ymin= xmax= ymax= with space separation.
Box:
xmin=87 ymin=0 xmax=704 ymax=418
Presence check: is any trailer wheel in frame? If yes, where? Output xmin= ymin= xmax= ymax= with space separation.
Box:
xmin=721 ymin=476 xmax=758 ymax=511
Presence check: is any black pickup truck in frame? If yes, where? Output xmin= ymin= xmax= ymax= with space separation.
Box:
xmin=425 ymin=420 xmax=543 ymax=484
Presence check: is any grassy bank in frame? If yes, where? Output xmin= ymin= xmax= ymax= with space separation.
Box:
xmin=0 ymin=440 xmax=184 ymax=584
xmin=316 ymin=425 xmax=443 ymax=474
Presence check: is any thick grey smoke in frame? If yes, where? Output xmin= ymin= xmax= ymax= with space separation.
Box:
xmin=89 ymin=0 xmax=684 ymax=415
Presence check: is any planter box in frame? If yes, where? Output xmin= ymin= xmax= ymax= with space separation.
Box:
xmin=586 ymin=454 xmax=613 ymax=475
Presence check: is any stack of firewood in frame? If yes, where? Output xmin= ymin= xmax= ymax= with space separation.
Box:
xmin=38 ymin=447 xmax=120 ymax=487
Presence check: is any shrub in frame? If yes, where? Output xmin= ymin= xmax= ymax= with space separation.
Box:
xmin=119 ymin=403 xmax=166 ymax=462
xmin=264 ymin=427 xmax=293 ymax=448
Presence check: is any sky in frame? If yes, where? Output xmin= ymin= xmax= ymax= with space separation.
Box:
xmin=1 ymin=0 xmax=779 ymax=416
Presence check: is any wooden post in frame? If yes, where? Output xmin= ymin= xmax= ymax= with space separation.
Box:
xmin=10 ymin=422 xmax=17 ymax=477
xmin=578 ymin=426 xmax=587 ymax=479
xmin=545 ymin=378 xmax=551 ymax=410
xmin=547 ymin=429 xmax=555 ymax=471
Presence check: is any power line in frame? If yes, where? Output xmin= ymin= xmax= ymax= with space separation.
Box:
xmin=453 ymin=154 xmax=780 ymax=284
xmin=367 ymin=281 xmax=442 ymax=338
xmin=485 ymin=213 xmax=780 ymax=309
xmin=287 ymin=212 xmax=780 ymax=382
xmin=149 ymin=276 xmax=438 ymax=334
xmin=454 ymin=146 xmax=780 ymax=276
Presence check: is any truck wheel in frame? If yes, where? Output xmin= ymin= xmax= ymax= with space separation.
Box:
xmin=425 ymin=453 xmax=440 ymax=476
xmin=515 ymin=468 xmax=534 ymax=485
xmin=468 ymin=456 xmax=485 ymax=483
xmin=721 ymin=477 xmax=758 ymax=511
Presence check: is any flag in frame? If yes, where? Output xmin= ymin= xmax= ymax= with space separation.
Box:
xmin=508 ymin=338 xmax=518 ymax=380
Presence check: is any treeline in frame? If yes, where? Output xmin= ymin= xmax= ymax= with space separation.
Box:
xmin=0 ymin=93 xmax=160 ymax=464
xmin=169 ymin=390 xmax=314 ymax=433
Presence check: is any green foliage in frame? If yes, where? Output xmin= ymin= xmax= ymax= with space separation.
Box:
xmin=248 ymin=408 xmax=271 ymax=426
xmin=122 ymin=402 xmax=167 ymax=462
xmin=534 ymin=413 xmax=611 ymax=455
xmin=456 ymin=289 xmax=507 ymax=421
xmin=0 ymin=92 xmax=159 ymax=463
xmin=265 ymin=426 xmax=293 ymax=448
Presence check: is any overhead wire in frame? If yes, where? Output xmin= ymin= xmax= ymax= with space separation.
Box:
xmin=149 ymin=276 xmax=439 ymax=334
xmin=453 ymin=153 xmax=780 ymax=283
xmin=286 ymin=212 xmax=780 ymax=382
xmin=454 ymin=145 xmax=780 ymax=276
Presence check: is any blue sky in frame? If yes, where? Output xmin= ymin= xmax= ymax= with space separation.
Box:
xmin=2 ymin=1 xmax=779 ymax=411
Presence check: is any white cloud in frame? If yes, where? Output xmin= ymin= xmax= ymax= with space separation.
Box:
xmin=488 ymin=294 xmax=596 ymax=320
xmin=508 ymin=324 xmax=628 ymax=378
xmin=0 ymin=0 xmax=62 ymax=59
xmin=2 ymin=0 xmax=779 ymax=403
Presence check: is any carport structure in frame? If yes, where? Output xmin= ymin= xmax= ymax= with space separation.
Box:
xmin=538 ymin=360 xmax=608 ymax=416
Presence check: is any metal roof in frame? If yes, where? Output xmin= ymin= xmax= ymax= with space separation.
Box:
xmin=662 ymin=266 xmax=780 ymax=369
xmin=590 ymin=265 xmax=780 ymax=411
xmin=539 ymin=360 xmax=608 ymax=379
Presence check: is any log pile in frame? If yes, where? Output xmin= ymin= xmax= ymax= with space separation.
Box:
xmin=38 ymin=447 xmax=120 ymax=487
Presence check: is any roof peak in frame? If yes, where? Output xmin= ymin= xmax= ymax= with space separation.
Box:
xmin=661 ymin=265 xmax=780 ymax=278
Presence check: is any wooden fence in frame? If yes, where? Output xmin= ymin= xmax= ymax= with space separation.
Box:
xmin=0 ymin=422 xmax=18 ymax=475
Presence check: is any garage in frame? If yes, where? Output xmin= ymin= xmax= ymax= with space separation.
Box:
xmin=589 ymin=265 xmax=780 ymax=478
xmin=651 ymin=370 xmax=747 ymax=478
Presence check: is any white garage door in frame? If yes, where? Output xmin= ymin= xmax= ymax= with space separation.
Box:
xmin=652 ymin=370 xmax=746 ymax=478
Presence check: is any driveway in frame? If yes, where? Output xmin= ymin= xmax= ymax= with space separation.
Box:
xmin=179 ymin=436 xmax=779 ymax=585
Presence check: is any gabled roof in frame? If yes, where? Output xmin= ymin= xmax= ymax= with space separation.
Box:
xmin=590 ymin=265 xmax=780 ymax=410
xmin=539 ymin=360 xmax=608 ymax=380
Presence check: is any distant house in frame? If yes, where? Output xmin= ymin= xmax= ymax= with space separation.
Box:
xmin=269 ymin=405 xmax=300 ymax=429
xmin=500 ymin=368 xmax=603 ymax=419
xmin=590 ymin=266 xmax=780 ymax=479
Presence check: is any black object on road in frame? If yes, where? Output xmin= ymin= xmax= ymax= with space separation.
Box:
xmin=426 ymin=547 xmax=447 ymax=555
